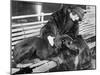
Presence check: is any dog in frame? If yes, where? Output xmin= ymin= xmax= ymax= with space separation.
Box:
xmin=13 ymin=36 xmax=54 ymax=65
xmin=64 ymin=35 xmax=92 ymax=70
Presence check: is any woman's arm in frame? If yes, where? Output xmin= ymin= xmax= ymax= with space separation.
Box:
xmin=40 ymin=20 xmax=56 ymax=46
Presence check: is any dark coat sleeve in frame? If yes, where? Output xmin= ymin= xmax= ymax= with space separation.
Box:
xmin=71 ymin=22 xmax=79 ymax=36
xmin=40 ymin=18 xmax=56 ymax=38
xmin=65 ymin=21 xmax=79 ymax=39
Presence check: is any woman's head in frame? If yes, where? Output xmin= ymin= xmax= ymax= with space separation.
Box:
xmin=69 ymin=7 xmax=86 ymax=21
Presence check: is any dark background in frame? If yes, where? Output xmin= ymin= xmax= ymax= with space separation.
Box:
xmin=11 ymin=0 xmax=86 ymax=16
xmin=11 ymin=1 xmax=61 ymax=16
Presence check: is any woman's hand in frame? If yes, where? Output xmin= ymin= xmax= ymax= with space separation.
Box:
xmin=47 ymin=36 xmax=55 ymax=46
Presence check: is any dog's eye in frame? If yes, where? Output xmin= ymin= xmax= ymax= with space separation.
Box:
xmin=68 ymin=42 xmax=71 ymax=45
xmin=62 ymin=39 xmax=65 ymax=42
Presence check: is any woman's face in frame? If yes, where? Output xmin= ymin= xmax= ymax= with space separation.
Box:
xmin=70 ymin=12 xmax=80 ymax=21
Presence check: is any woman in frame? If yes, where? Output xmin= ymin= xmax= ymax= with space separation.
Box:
xmin=40 ymin=6 xmax=87 ymax=71
xmin=40 ymin=6 xmax=86 ymax=48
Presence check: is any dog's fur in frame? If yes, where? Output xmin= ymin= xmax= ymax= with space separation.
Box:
xmin=13 ymin=36 xmax=54 ymax=64
xmin=64 ymin=35 xmax=92 ymax=70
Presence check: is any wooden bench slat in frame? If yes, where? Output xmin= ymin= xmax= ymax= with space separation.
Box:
xmin=12 ymin=32 xmax=40 ymax=41
xmin=80 ymin=27 xmax=95 ymax=32
xmin=12 ymin=13 xmax=52 ymax=19
xmin=12 ymin=21 xmax=48 ymax=27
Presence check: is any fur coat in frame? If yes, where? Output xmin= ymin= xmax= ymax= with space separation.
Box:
xmin=40 ymin=6 xmax=79 ymax=39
